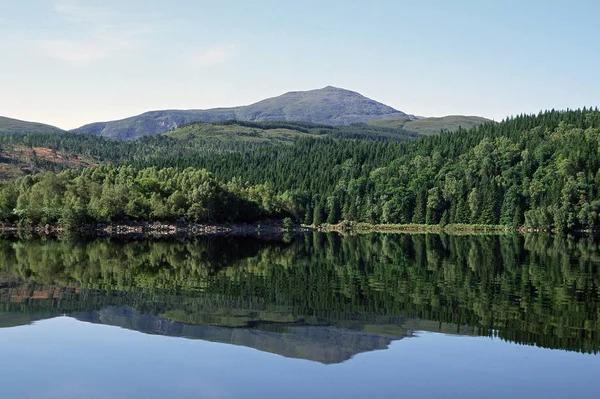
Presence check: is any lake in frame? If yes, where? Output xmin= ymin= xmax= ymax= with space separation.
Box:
xmin=0 ymin=233 xmax=598 ymax=398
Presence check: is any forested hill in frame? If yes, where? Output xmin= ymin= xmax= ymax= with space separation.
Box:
xmin=0 ymin=108 xmax=599 ymax=231
xmin=72 ymin=86 xmax=417 ymax=140
xmin=0 ymin=120 xmax=418 ymax=175
xmin=136 ymin=108 xmax=600 ymax=231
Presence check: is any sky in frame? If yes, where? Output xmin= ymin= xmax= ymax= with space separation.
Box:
xmin=0 ymin=0 xmax=599 ymax=130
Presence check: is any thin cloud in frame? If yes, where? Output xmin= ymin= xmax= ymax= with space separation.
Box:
xmin=36 ymin=35 xmax=134 ymax=63
xmin=37 ymin=39 xmax=107 ymax=63
xmin=26 ymin=1 xmax=155 ymax=64
xmin=189 ymin=45 xmax=237 ymax=67
xmin=54 ymin=1 xmax=113 ymax=22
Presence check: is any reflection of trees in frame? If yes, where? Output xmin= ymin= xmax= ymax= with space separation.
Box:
xmin=0 ymin=233 xmax=598 ymax=353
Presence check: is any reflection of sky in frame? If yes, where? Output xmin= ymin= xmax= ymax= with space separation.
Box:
xmin=1 ymin=317 xmax=598 ymax=399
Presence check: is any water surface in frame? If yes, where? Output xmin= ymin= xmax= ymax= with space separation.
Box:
xmin=0 ymin=233 xmax=598 ymax=398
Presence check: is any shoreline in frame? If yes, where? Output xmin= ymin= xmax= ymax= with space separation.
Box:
xmin=317 ymin=223 xmax=514 ymax=234
xmin=0 ymin=220 xmax=312 ymax=238
xmin=316 ymin=222 xmax=600 ymax=235
xmin=1 ymin=221 xmax=597 ymax=238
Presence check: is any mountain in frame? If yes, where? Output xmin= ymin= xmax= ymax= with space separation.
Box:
xmin=0 ymin=116 xmax=65 ymax=135
xmin=369 ymin=115 xmax=492 ymax=135
xmin=73 ymin=86 xmax=417 ymax=140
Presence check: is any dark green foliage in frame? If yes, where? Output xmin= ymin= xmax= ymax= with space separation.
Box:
xmin=312 ymin=197 xmax=326 ymax=226
xmin=0 ymin=166 xmax=288 ymax=226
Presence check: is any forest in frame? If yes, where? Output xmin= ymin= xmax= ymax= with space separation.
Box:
xmin=0 ymin=108 xmax=599 ymax=230
xmin=0 ymin=166 xmax=291 ymax=226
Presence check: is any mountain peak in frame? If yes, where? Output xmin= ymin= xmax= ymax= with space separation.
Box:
xmin=277 ymin=86 xmax=355 ymax=97
xmin=286 ymin=86 xmax=363 ymax=96
xmin=321 ymin=85 xmax=350 ymax=91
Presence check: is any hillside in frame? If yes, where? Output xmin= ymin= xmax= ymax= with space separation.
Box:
xmin=73 ymin=86 xmax=417 ymax=140
xmin=0 ymin=143 xmax=98 ymax=180
xmin=164 ymin=120 xmax=418 ymax=144
xmin=0 ymin=120 xmax=416 ymax=180
xmin=165 ymin=121 xmax=324 ymax=145
xmin=369 ymin=115 xmax=492 ymax=135
xmin=0 ymin=116 xmax=65 ymax=135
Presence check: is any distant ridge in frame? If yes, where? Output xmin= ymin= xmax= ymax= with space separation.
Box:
xmin=0 ymin=116 xmax=65 ymax=135
xmin=72 ymin=86 xmax=418 ymax=140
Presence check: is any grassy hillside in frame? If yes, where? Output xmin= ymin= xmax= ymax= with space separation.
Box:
xmin=165 ymin=121 xmax=323 ymax=144
xmin=369 ymin=115 xmax=492 ymax=135
xmin=73 ymin=86 xmax=416 ymax=140
xmin=164 ymin=120 xmax=419 ymax=144
xmin=0 ymin=116 xmax=65 ymax=135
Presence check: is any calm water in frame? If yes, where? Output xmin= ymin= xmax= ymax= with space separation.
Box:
xmin=0 ymin=233 xmax=599 ymax=398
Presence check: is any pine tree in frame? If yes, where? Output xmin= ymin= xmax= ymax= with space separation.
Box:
xmin=412 ymin=189 xmax=426 ymax=224
xmin=313 ymin=198 xmax=325 ymax=226
xmin=326 ymin=195 xmax=341 ymax=224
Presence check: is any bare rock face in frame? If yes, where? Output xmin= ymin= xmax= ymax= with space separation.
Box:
xmin=72 ymin=86 xmax=417 ymax=140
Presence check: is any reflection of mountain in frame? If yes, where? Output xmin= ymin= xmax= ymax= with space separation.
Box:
xmin=0 ymin=281 xmax=458 ymax=364
xmin=72 ymin=307 xmax=412 ymax=364
xmin=0 ymin=281 xmax=474 ymax=364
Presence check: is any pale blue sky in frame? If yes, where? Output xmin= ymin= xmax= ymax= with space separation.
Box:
xmin=1 ymin=0 xmax=599 ymax=129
